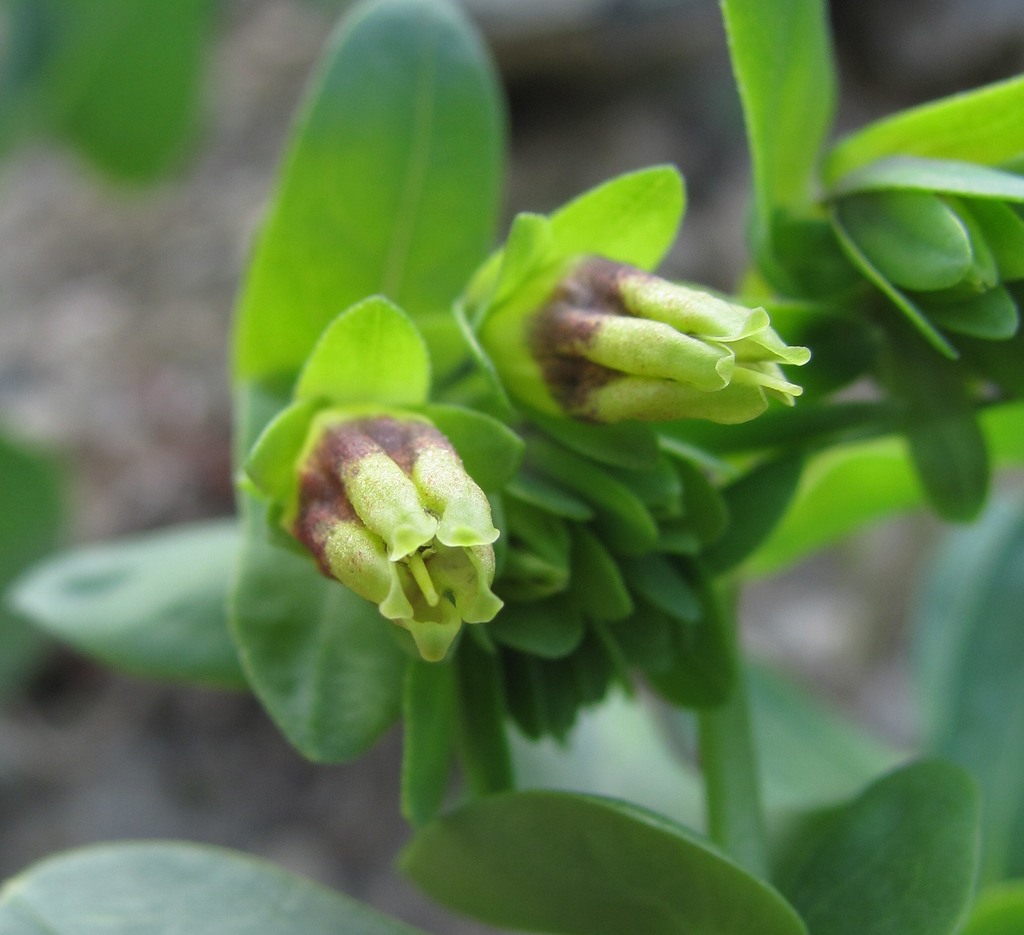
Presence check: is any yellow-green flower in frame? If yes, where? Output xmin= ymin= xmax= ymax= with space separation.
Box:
xmin=289 ymin=411 xmax=502 ymax=661
xmin=480 ymin=256 xmax=810 ymax=424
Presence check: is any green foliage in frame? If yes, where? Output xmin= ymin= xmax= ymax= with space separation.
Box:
xmin=914 ymin=495 xmax=1024 ymax=882
xmin=5 ymin=0 xmax=1024 ymax=929
xmin=776 ymin=761 xmax=980 ymax=935
xmin=0 ymin=432 xmax=63 ymax=698
xmin=233 ymin=0 xmax=504 ymax=382
xmin=1 ymin=0 xmax=211 ymax=179
xmin=401 ymin=790 xmax=807 ymax=935
xmin=0 ymin=842 xmax=429 ymax=934
xmin=8 ymin=520 xmax=244 ymax=689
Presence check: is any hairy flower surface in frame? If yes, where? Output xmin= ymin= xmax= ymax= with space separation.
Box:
xmin=481 ymin=256 xmax=810 ymax=423
xmin=290 ymin=413 xmax=502 ymax=661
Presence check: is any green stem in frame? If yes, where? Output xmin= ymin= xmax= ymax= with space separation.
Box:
xmin=697 ymin=589 xmax=768 ymax=879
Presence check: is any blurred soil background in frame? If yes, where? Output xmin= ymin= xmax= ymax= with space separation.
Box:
xmin=1 ymin=0 xmax=1022 ymax=931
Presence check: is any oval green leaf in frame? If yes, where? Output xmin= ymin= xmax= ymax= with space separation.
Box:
xmin=9 ymin=520 xmax=245 ymax=689
xmin=401 ymin=790 xmax=806 ymax=935
xmin=295 ymin=297 xmax=430 ymax=407
xmin=234 ymin=0 xmax=504 ymax=380
xmin=231 ymin=497 xmax=406 ymax=761
xmin=549 ymin=165 xmax=686 ymax=272
xmin=779 ymin=760 xmax=980 ymax=935
xmin=924 ymin=286 xmax=1019 ymax=340
xmin=0 ymin=841 xmax=429 ymax=934
xmin=836 ymin=191 xmax=974 ymax=292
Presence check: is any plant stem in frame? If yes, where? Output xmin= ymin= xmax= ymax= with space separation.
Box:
xmin=697 ymin=590 xmax=768 ymax=879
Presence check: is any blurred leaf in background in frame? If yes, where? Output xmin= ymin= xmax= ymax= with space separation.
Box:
xmin=0 ymin=430 xmax=63 ymax=702
xmin=0 ymin=0 xmax=212 ymax=180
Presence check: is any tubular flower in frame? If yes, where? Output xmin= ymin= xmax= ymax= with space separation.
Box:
xmin=290 ymin=412 xmax=502 ymax=661
xmin=480 ymin=256 xmax=810 ymax=424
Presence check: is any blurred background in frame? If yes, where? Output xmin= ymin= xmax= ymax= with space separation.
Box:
xmin=0 ymin=0 xmax=1022 ymax=930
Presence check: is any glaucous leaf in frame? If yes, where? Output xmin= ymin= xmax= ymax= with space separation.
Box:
xmin=0 ymin=841 xmax=428 ymax=934
xmin=778 ymin=760 xmax=980 ymax=935
xmin=234 ymin=0 xmax=504 ymax=380
xmin=913 ymin=494 xmax=1024 ymax=881
xmin=9 ymin=520 xmax=245 ymax=689
xmin=402 ymin=790 xmax=807 ymax=935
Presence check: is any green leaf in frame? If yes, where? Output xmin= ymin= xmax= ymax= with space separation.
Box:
xmin=721 ymin=0 xmax=836 ymax=237
xmin=887 ymin=335 xmax=990 ymax=522
xmin=570 ymin=527 xmax=634 ymax=623
xmin=531 ymin=410 xmax=661 ymax=470
xmin=504 ymin=474 xmax=594 ymax=521
xmin=778 ymin=760 xmax=980 ymax=935
xmin=454 ymin=632 xmax=513 ymax=795
xmin=231 ymin=496 xmax=406 ymax=761
xmin=9 ymin=520 xmax=245 ymax=689
xmin=401 ymin=790 xmax=807 ymax=935
xmin=704 ymin=452 xmax=804 ymax=573
xmin=295 ymin=297 xmax=430 ymax=407
xmin=234 ymin=0 xmax=504 ymax=380
xmin=548 ymin=165 xmax=686 ymax=271
xmin=0 ymin=432 xmax=63 ymax=699
xmin=831 ymin=204 xmax=957 ymax=357
xmin=962 ymin=882 xmax=1024 ymax=935
xmin=963 ymin=199 xmax=1024 ymax=281
xmin=242 ymin=398 xmax=321 ymax=506
xmin=0 ymin=841 xmax=428 ymax=934
xmin=836 ymin=191 xmax=974 ymax=292
xmin=401 ymin=658 xmax=455 ymax=828
xmin=526 ymin=438 xmax=659 ymax=556
xmin=924 ymin=286 xmax=1019 ymax=340
xmin=913 ymin=495 xmax=1024 ymax=882
xmin=642 ymin=566 xmax=735 ymax=708
xmin=750 ymin=400 xmax=1024 ymax=573
xmin=828 ymin=156 xmax=1024 ymax=202
xmin=41 ymin=0 xmax=210 ymax=180
xmin=621 ymin=555 xmax=700 ymax=623
xmin=490 ymin=595 xmax=584 ymax=659
xmin=825 ymin=73 xmax=1024 ymax=184
xmin=509 ymin=691 xmax=705 ymax=830
xmin=421 ymin=403 xmax=524 ymax=490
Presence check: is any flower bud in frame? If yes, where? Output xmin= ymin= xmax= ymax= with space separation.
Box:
xmin=480 ymin=257 xmax=809 ymax=424
xmin=290 ymin=413 xmax=502 ymax=661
